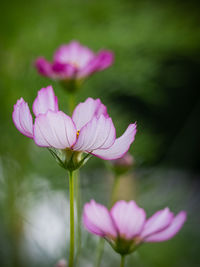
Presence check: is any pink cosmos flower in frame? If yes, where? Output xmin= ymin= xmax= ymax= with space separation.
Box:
xmin=35 ymin=41 xmax=114 ymax=81
xmin=83 ymin=200 xmax=186 ymax=255
xmin=12 ymin=86 xmax=136 ymax=169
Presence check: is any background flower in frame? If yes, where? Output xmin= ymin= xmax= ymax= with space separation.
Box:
xmin=83 ymin=200 xmax=186 ymax=255
xmin=35 ymin=41 xmax=114 ymax=81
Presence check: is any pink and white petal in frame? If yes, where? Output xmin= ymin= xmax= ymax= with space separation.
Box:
xmin=144 ymin=211 xmax=187 ymax=242
xmin=54 ymin=44 xmax=74 ymax=63
xmin=54 ymin=42 xmax=82 ymax=63
xmin=32 ymin=85 xmax=58 ymax=117
xmin=140 ymin=208 xmax=173 ymax=239
xmin=73 ymin=117 xmax=98 ymax=151
xmin=77 ymin=50 xmax=114 ymax=78
xmin=54 ymin=41 xmax=94 ymax=68
xmin=35 ymin=57 xmax=54 ymax=77
xmin=85 ymin=116 xmax=115 ymax=150
xmin=110 ymin=200 xmax=146 ymax=240
xmin=65 ymin=41 xmax=94 ymax=68
xmin=12 ymin=98 xmax=33 ymax=138
xmin=94 ymin=99 xmax=109 ymax=119
xmin=83 ymin=200 xmax=117 ymax=238
xmin=33 ymin=111 xmax=77 ymax=149
xmin=72 ymin=98 xmax=108 ymax=130
xmin=92 ymin=123 xmax=137 ymax=160
xmin=83 ymin=213 xmax=105 ymax=237
xmin=96 ymin=116 xmax=116 ymax=149
xmin=73 ymin=115 xmax=115 ymax=152
xmin=77 ymin=46 xmax=95 ymax=68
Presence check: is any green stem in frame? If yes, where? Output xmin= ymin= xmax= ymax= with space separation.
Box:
xmin=120 ymin=255 xmax=125 ymax=267
xmin=67 ymin=92 xmax=81 ymax=266
xmin=74 ymin=170 xmax=82 ymax=264
xmin=110 ymin=175 xmax=120 ymax=206
xmin=68 ymin=93 xmax=76 ymax=115
xmin=68 ymin=171 xmax=75 ymax=267
xmin=95 ymin=238 xmax=105 ymax=267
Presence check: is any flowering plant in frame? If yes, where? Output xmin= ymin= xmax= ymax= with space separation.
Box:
xmin=12 ymin=85 xmax=136 ymax=170
xmin=35 ymin=41 xmax=114 ymax=91
xmin=83 ymin=200 xmax=186 ymax=264
xmin=12 ymin=40 xmax=188 ymax=267
xmin=12 ymin=85 xmax=136 ymax=267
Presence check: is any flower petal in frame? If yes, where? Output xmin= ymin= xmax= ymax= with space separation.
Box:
xmin=12 ymin=98 xmax=33 ymax=138
xmin=92 ymin=123 xmax=137 ymax=160
xmin=54 ymin=41 xmax=94 ymax=68
xmin=52 ymin=62 xmax=77 ymax=78
xmin=72 ymin=98 xmax=108 ymax=130
xmin=35 ymin=57 xmax=53 ymax=77
xmin=32 ymin=85 xmax=59 ymax=117
xmin=33 ymin=110 xmax=77 ymax=149
xmin=77 ymin=50 xmax=114 ymax=78
xmin=144 ymin=211 xmax=187 ymax=242
xmin=83 ymin=200 xmax=117 ymax=238
xmin=140 ymin=208 xmax=173 ymax=239
xmin=110 ymin=200 xmax=146 ymax=240
xmin=73 ymin=115 xmax=116 ymax=151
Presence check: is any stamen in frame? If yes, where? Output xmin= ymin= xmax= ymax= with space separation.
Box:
xmin=77 ymin=130 xmax=80 ymax=138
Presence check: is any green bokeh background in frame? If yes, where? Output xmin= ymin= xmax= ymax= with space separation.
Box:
xmin=0 ymin=0 xmax=199 ymax=266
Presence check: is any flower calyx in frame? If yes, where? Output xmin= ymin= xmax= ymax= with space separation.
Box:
xmin=106 ymin=236 xmax=142 ymax=256
xmin=48 ymin=148 xmax=91 ymax=171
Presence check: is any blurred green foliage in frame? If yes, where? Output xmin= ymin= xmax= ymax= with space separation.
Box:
xmin=0 ymin=0 xmax=200 ymax=266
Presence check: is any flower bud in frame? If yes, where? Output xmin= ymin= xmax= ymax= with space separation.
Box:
xmin=109 ymin=153 xmax=134 ymax=175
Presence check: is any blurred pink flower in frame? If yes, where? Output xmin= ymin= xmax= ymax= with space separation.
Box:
xmin=35 ymin=41 xmax=114 ymax=81
xmin=12 ymin=86 xmax=136 ymax=167
xmin=83 ymin=200 xmax=186 ymax=255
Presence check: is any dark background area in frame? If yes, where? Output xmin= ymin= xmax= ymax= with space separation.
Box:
xmin=0 ymin=0 xmax=200 ymax=266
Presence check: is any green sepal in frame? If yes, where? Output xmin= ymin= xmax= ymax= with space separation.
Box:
xmin=106 ymin=236 xmax=141 ymax=256
xmin=47 ymin=148 xmax=91 ymax=171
